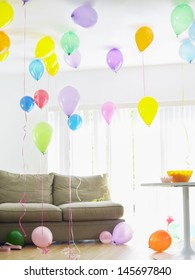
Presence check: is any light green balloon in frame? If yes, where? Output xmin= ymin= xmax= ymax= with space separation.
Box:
xmin=60 ymin=31 xmax=80 ymax=55
xmin=171 ymin=3 xmax=194 ymax=36
xmin=33 ymin=122 xmax=53 ymax=154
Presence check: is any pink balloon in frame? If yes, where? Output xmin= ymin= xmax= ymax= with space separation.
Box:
xmin=58 ymin=86 xmax=80 ymax=117
xmin=64 ymin=50 xmax=81 ymax=69
xmin=31 ymin=226 xmax=53 ymax=249
xmin=34 ymin=89 xmax=49 ymax=109
xmin=99 ymin=231 xmax=112 ymax=244
xmin=106 ymin=48 xmax=123 ymax=73
xmin=101 ymin=101 xmax=117 ymax=125
xmin=71 ymin=3 xmax=98 ymax=28
xmin=112 ymin=222 xmax=133 ymax=245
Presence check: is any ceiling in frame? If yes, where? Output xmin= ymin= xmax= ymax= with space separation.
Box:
xmin=1 ymin=0 xmax=195 ymax=75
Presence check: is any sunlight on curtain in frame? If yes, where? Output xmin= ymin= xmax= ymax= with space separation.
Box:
xmin=48 ymin=104 xmax=195 ymax=239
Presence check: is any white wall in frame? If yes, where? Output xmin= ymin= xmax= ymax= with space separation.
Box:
xmin=0 ymin=62 xmax=195 ymax=173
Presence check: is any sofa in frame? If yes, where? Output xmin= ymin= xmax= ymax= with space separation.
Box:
xmin=0 ymin=170 xmax=124 ymax=244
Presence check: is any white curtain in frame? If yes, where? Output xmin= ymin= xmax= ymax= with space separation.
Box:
xmin=48 ymin=104 xmax=195 ymax=237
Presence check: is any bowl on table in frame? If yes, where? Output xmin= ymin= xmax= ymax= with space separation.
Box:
xmin=167 ymin=170 xmax=193 ymax=183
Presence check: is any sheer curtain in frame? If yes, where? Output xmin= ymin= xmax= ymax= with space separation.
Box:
xmin=48 ymin=104 xmax=195 ymax=235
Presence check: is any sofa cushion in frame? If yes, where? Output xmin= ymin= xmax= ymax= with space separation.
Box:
xmin=52 ymin=173 xmax=111 ymax=205
xmin=59 ymin=201 xmax=124 ymax=221
xmin=0 ymin=170 xmax=54 ymax=204
xmin=0 ymin=203 xmax=62 ymax=222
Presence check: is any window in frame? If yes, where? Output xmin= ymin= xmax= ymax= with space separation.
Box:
xmin=48 ymin=103 xmax=195 ymax=237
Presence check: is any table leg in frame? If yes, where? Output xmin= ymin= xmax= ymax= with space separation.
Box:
xmin=181 ymin=186 xmax=194 ymax=257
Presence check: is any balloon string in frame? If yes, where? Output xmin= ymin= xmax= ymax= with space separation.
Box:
xmin=141 ymin=52 xmax=146 ymax=96
xmin=75 ymin=178 xmax=82 ymax=201
xmin=64 ymin=128 xmax=80 ymax=259
xmin=18 ymin=194 xmax=27 ymax=237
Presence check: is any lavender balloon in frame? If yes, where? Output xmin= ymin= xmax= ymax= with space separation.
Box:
xmin=106 ymin=48 xmax=123 ymax=73
xmin=112 ymin=222 xmax=133 ymax=245
xmin=58 ymin=86 xmax=80 ymax=117
xmin=22 ymin=0 xmax=30 ymax=4
xmin=71 ymin=3 xmax=98 ymax=28
xmin=64 ymin=50 xmax=81 ymax=69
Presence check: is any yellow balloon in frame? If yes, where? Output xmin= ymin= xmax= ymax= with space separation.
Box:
xmin=46 ymin=61 xmax=59 ymax=76
xmin=135 ymin=26 xmax=154 ymax=52
xmin=138 ymin=96 xmax=158 ymax=126
xmin=0 ymin=1 xmax=14 ymax=28
xmin=43 ymin=52 xmax=57 ymax=69
xmin=0 ymin=49 xmax=9 ymax=62
xmin=35 ymin=36 xmax=55 ymax=59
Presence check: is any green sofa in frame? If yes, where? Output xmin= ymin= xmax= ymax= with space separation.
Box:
xmin=0 ymin=170 xmax=124 ymax=244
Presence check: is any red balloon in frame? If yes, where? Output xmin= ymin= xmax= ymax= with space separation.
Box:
xmin=148 ymin=230 xmax=172 ymax=252
xmin=34 ymin=89 xmax=49 ymax=109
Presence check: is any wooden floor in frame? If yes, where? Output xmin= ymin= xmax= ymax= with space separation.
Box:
xmin=0 ymin=239 xmax=186 ymax=260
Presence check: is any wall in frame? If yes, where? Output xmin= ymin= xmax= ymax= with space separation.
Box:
xmin=0 ymin=62 xmax=195 ymax=173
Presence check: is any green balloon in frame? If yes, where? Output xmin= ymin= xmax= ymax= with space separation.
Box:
xmin=60 ymin=31 xmax=80 ymax=55
xmin=32 ymin=122 xmax=53 ymax=154
xmin=171 ymin=4 xmax=194 ymax=36
xmin=6 ymin=230 xmax=25 ymax=246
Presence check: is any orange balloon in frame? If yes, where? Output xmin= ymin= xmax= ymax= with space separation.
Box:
xmin=0 ymin=31 xmax=10 ymax=54
xmin=135 ymin=26 xmax=154 ymax=52
xmin=148 ymin=230 xmax=172 ymax=252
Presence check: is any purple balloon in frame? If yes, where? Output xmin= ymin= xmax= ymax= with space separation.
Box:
xmin=64 ymin=50 xmax=81 ymax=69
xmin=71 ymin=3 xmax=98 ymax=28
xmin=112 ymin=222 xmax=133 ymax=245
xmin=22 ymin=0 xmax=30 ymax=4
xmin=106 ymin=48 xmax=123 ymax=73
xmin=58 ymin=86 xmax=80 ymax=117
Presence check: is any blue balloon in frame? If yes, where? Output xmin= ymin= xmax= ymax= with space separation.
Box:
xmin=67 ymin=114 xmax=82 ymax=131
xmin=20 ymin=96 xmax=35 ymax=112
xmin=188 ymin=22 xmax=195 ymax=41
xmin=29 ymin=59 xmax=44 ymax=81
xmin=179 ymin=39 xmax=195 ymax=63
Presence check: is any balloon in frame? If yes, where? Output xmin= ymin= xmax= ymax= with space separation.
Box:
xmin=32 ymin=122 xmax=53 ymax=154
xmin=188 ymin=21 xmax=195 ymax=41
xmin=148 ymin=230 xmax=172 ymax=252
xmin=0 ymin=49 xmax=9 ymax=62
xmin=179 ymin=39 xmax=195 ymax=63
xmin=34 ymin=89 xmax=49 ymax=109
xmin=101 ymin=101 xmax=117 ymax=125
xmin=60 ymin=31 xmax=80 ymax=55
xmin=29 ymin=59 xmax=44 ymax=81
xmin=0 ymin=1 xmax=14 ymax=28
xmin=46 ymin=61 xmax=59 ymax=76
xmin=58 ymin=86 xmax=80 ymax=117
xmin=71 ymin=3 xmax=98 ymax=28
xmin=22 ymin=0 xmax=31 ymax=4
xmin=35 ymin=36 xmax=55 ymax=59
xmin=112 ymin=222 xmax=133 ymax=245
xmin=135 ymin=26 xmax=154 ymax=52
xmin=168 ymin=221 xmax=181 ymax=239
xmin=31 ymin=226 xmax=53 ymax=253
xmin=67 ymin=114 xmax=82 ymax=131
xmin=138 ymin=96 xmax=158 ymax=126
xmin=99 ymin=231 xmax=112 ymax=244
xmin=0 ymin=31 xmax=10 ymax=54
xmin=64 ymin=50 xmax=81 ymax=69
xmin=43 ymin=52 xmax=57 ymax=69
xmin=106 ymin=48 xmax=123 ymax=73
xmin=6 ymin=230 xmax=25 ymax=246
xmin=20 ymin=96 xmax=35 ymax=112
xmin=171 ymin=4 xmax=194 ymax=36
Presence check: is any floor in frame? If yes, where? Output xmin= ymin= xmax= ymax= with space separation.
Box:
xmin=0 ymin=233 xmax=194 ymax=260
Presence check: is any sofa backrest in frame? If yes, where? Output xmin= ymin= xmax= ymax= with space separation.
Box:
xmin=51 ymin=173 xmax=111 ymax=206
xmin=0 ymin=170 xmax=54 ymax=204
